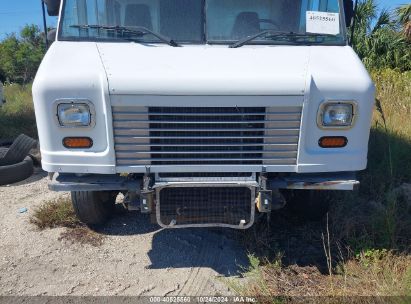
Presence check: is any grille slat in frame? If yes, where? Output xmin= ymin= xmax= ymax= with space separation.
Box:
xmin=114 ymin=128 xmax=299 ymax=133
xmin=112 ymin=106 xmax=301 ymax=166
xmin=112 ymin=111 xmax=300 ymax=116
xmin=114 ymin=120 xmax=300 ymax=123
xmin=116 ymin=151 xmax=297 ymax=156
xmin=115 ymin=143 xmax=297 ymax=149
xmin=113 ymin=121 xmax=300 ymax=128
xmin=117 ymin=158 xmax=297 ymax=165
xmin=117 ymin=159 xmax=296 ymax=165
xmin=115 ymin=135 xmax=299 ymax=140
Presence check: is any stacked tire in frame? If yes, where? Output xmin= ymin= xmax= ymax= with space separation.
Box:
xmin=0 ymin=134 xmax=36 ymax=186
xmin=0 ymin=148 xmax=33 ymax=186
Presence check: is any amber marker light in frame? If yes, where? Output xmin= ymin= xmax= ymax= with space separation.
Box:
xmin=319 ymin=136 xmax=348 ymax=148
xmin=63 ymin=137 xmax=93 ymax=149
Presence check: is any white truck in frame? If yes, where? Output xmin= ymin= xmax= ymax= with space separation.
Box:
xmin=34 ymin=0 xmax=375 ymax=228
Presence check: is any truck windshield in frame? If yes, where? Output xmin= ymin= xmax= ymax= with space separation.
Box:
xmin=60 ymin=0 xmax=346 ymax=45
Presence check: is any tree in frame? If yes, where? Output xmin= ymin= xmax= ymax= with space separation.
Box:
xmin=0 ymin=34 xmax=20 ymax=82
xmin=0 ymin=25 xmax=45 ymax=84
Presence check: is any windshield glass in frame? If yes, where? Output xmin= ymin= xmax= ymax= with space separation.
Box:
xmin=59 ymin=0 xmax=346 ymax=45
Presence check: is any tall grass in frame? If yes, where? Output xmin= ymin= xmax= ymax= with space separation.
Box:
xmin=0 ymin=83 xmax=37 ymax=139
xmin=338 ymin=70 xmax=411 ymax=252
xmin=238 ymin=69 xmax=411 ymax=297
xmin=362 ymin=70 xmax=411 ymax=198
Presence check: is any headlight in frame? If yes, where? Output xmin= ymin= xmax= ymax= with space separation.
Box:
xmin=57 ymin=103 xmax=91 ymax=127
xmin=318 ymin=102 xmax=356 ymax=128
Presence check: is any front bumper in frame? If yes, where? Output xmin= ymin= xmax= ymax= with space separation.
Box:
xmin=49 ymin=172 xmax=359 ymax=192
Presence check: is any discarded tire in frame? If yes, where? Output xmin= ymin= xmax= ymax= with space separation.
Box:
xmin=0 ymin=154 xmax=34 ymax=185
xmin=0 ymin=134 xmax=37 ymax=166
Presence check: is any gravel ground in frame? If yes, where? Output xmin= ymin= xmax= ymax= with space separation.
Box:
xmin=0 ymin=170 xmax=248 ymax=296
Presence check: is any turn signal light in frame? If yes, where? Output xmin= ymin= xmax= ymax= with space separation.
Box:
xmin=63 ymin=137 xmax=93 ymax=149
xmin=319 ymin=136 xmax=348 ymax=148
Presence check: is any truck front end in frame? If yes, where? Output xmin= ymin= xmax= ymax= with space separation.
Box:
xmin=33 ymin=0 xmax=375 ymax=228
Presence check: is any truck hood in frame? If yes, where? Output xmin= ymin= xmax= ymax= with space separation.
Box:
xmin=97 ymin=43 xmax=311 ymax=96
xmin=35 ymin=42 xmax=372 ymax=98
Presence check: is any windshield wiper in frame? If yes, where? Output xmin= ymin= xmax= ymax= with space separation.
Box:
xmin=229 ymin=30 xmax=337 ymax=48
xmin=70 ymin=24 xmax=179 ymax=47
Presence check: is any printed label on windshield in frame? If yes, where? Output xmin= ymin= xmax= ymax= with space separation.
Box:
xmin=306 ymin=11 xmax=340 ymax=35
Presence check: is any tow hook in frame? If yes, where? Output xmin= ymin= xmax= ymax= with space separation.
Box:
xmin=140 ymin=168 xmax=154 ymax=214
xmin=140 ymin=190 xmax=154 ymax=213
xmin=256 ymin=172 xmax=286 ymax=213
xmin=256 ymin=189 xmax=273 ymax=212
xmin=256 ymin=189 xmax=286 ymax=212
xmin=257 ymin=171 xmax=272 ymax=213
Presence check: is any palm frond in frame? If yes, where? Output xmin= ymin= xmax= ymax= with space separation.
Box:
xmin=351 ymin=0 xmax=411 ymax=71
xmin=396 ymin=4 xmax=411 ymax=25
xmin=371 ymin=9 xmax=391 ymax=34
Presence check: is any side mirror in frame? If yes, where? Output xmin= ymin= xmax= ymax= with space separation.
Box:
xmin=43 ymin=0 xmax=61 ymax=16
xmin=47 ymin=29 xmax=57 ymax=46
xmin=343 ymin=0 xmax=355 ymax=27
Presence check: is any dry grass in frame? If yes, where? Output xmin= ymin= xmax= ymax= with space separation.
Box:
xmin=237 ymin=251 xmax=411 ymax=298
xmin=59 ymin=226 xmax=104 ymax=247
xmin=30 ymin=197 xmax=80 ymax=229
xmin=237 ymin=69 xmax=411 ymax=298
xmin=233 ymin=249 xmax=411 ymax=304
xmin=31 ymin=198 xmax=105 ymax=247
xmin=338 ymin=251 xmax=411 ymax=296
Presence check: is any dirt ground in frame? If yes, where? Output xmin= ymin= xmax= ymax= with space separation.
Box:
xmin=0 ymin=170 xmax=249 ymax=296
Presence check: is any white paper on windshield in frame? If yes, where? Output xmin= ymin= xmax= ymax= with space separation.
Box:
xmin=306 ymin=11 xmax=340 ymax=35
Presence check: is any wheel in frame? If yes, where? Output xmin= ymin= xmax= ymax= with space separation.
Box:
xmin=282 ymin=190 xmax=332 ymax=221
xmin=71 ymin=191 xmax=118 ymax=226
xmin=0 ymin=155 xmax=34 ymax=185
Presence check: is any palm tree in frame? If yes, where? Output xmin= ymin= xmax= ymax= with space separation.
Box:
xmin=396 ymin=4 xmax=411 ymax=40
xmin=351 ymin=0 xmax=411 ymax=71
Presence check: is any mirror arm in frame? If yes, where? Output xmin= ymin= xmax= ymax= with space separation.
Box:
xmin=41 ymin=0 xmax=49 ymax=50
xmin=349 ymin=0 xmax=358 ymax=46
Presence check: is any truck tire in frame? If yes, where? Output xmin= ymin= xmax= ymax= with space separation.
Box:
xmin=71 ymin=191 xmax=118 ymax=226
xmin=0 ymin=156 xmax=34 ymax=186
xmin=282 ymin=190 xmax=332 ymax=221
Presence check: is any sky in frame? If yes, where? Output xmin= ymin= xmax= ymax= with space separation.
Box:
xmin=0 ymin=0 xmax=409 ymax=38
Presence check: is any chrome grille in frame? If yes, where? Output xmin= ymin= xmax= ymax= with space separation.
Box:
xmin=112 ymin=106 xmax=301 ymax=166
